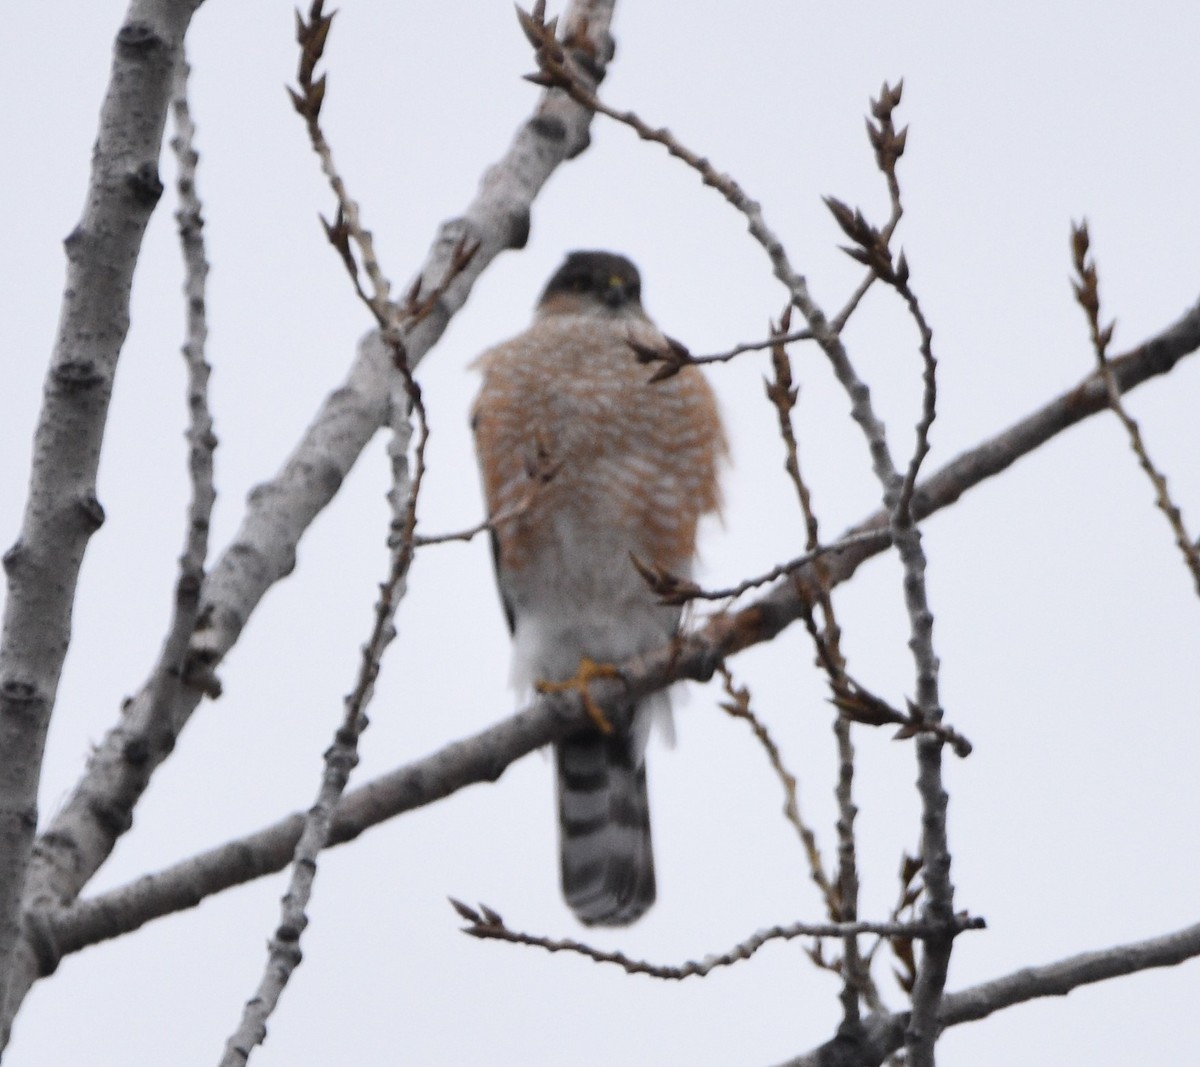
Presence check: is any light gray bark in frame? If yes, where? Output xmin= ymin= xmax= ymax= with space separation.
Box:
xmin=0 ymin=0 xmax=203 ymax=1038
xmin=4 ymin=0 xmax=619 ymax=1045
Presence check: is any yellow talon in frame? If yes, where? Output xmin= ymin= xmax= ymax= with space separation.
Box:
xmin=536 ymin=657 xmax=623 ymax=735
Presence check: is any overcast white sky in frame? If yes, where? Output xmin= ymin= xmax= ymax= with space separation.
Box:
xmin=2 ymin=2 xmax=1198 ymax=1065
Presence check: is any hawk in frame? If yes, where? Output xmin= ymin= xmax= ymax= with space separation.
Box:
xmin=471 ymin=251 xmax=725 ymax=925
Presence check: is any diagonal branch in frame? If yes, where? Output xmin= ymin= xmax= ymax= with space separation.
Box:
xmin=716 ymin=668 xmax=836 ymax=908
xmin=774 ymin=919 xmax=1200 ymax=1067
xmin=8 ymin=0 xmax=619 ymax=1033
xmin=1071 ymin=221 xmax=1200 ymax=596
xmin=25 ymin=292 xmax=1200 ymax=972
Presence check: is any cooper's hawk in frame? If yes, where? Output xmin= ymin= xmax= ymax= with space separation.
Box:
xmin=471 ymin=251 xmax=725 ymax=925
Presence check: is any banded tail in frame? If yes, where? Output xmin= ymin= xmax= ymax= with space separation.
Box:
xmin=554 ymin=726 xmax=655 ymax=926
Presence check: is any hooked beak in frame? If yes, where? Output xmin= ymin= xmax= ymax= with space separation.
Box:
xmin=602 ymin=276 xmax=626 ymax=308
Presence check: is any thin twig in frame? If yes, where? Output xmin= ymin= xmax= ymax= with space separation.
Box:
xmin=857 ymin=83 xmax=952 ymax=1066
xmin=1071 ymin=221 xmax=1200 ymax=596
xmin=413 ymin=515 xmax=494 ymax=549
xmin=413 ymin=472 xmax=546 ymax=548
xmin=140 ymin=51 xmax=218 ymax=742
xmin=765 ymin=309 xmax=811 ymax=515
xmin=894 ymin=278 xmax=937 ymax=521
xmin=632 ymin=530 xmax=890 ymax=606
xmin=863 ymin=853 xmax=924 ymax=994
xmin=628 ymin=327 xmax=815 ymax=381
xmin=830 ymin=271 xmax=878 ymax=337
xmin=450 ymin=899 xmax=982 ymax=982
xmin=716 ymin=668 xmax=835 ymax=904
xmin=219 ymin=8 xmax=445 ymax=1060
xmin=694 ymin=328 xmax=817 ymax=364
xmin=817 ymin=80 xmax=957 ymax=1059
xmin=820 ymin=667 xmax=971 ymax=759
xmin=761 ymin=309 xmax=876 ymax=1021
xmin=828 ymin=92 xmax=907 ymax=337
xmin=832 ymin=709 xmax=870 ymax=1022
xmin=288 ymin=3 xmax=392 ymax=320
xmin=824 ymin=94 xmax=933 ymax=524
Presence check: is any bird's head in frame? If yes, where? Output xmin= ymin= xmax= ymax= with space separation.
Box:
xmin=537 ymin=250 xmax=645 ymax=319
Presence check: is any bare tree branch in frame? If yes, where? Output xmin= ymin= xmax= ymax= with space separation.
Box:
xmin=628 ymin=327 xmax=816 ymax=380
xmin=220 ymin=385 xmax=416 ymax=1064
xmin=21 ymin=291 xmax=1200 ymax=997
xmin=0 ymin=0 xmax=203 ymax=1039
xmin=219 ymin=6 xmax=440 ymax=1054
xmin=825 ymin=674 xmax=972 ymax=759
xmin=288 ymin=2 xmax=394 ymax=323
xmin=716 ymin=668 xmax=836 ymax=906
xmin=634 ymin=530 xmax=888 ymax=606
xmin=6 ymin=6 xmax=1195 ymax=1062
xmin=169 ymin=51 xmax=216 ymax=612
xmin=774 ymin=920 xmax=1200 ymax=1067
xmin=51 ymin=691 xmax=598 ymax=956
xmin=1071 ymin=221 xmax=1200 ymax=596
xmin=451 ymin=898 xmax=982 ymax=981
xmin=838 ymin=84 xmax=951 ymax=1067
xmin=7 ymin=0 xmax=619 ymax=1032
xmin=761 ymin=310 xmax=879 ymax=1019
xmin=107 ymin=50 xmax=217 ymax=895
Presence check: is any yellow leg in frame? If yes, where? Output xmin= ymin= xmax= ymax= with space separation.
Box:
xmin=536 ymin=657 xmax=623 ymax=735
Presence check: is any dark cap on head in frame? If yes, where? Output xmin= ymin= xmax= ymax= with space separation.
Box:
xmin=539 ymin=250 xmax=642 ymax=311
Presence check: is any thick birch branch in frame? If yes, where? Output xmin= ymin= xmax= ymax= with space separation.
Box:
xmin=36 ymin=289 xmax=1200 ymax=961
xmin=0 ymin=0 xmax=203 ymax=1034
xmin=7 ymin=0 xmax=617 ymax=1036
